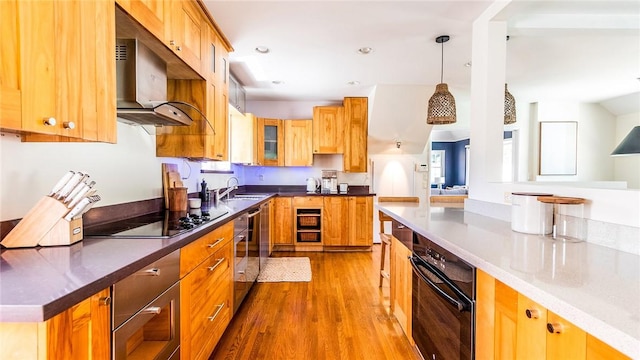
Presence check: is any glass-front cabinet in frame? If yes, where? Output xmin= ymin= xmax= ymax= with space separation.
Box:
xmin=256 ymin=118 xmax=284 ymax=166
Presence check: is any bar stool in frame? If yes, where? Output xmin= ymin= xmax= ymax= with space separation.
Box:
xmin=378 ymin=196 xmax=419 ymax=287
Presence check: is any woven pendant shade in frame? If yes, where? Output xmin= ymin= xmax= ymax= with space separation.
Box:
xmin=427 ymin=83 xmax=457 ymax=124
xmin=504 ymin=83 xmax=516 ymax=124
xmin=427 ymin=35 xmax=456 ymax=125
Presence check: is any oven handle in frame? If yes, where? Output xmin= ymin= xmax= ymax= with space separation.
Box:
xmin=410 ymin=255 xmax=472 ymax=312
xmin=247 ymin=209 xmax=261 ymax=218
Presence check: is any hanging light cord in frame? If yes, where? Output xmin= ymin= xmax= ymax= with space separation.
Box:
xmin=440 ymin=40 xmax=444 ymax=84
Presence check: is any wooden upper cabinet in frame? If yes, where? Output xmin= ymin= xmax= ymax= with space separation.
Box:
xmin=256 ymin=118 xmax=285 ymax=166
xmin=6 ymin=0 xmax=116 ymax=143
xmin=343 ymin=97 xmax=368 ymax=172
xmin=284 ymin=120 xmax=313 ymax=166
xmin=117 ymin=0 xmax=166 ymax=42
xmin=312 ymin=106 xmax=344 ymax=154
xmin=0 ymin=0 xmax=21 ymax=131
xmin=166 ymin=0 xmax=205 ymax=75
xmin=230 ymin=108 xmax=255 ymax=164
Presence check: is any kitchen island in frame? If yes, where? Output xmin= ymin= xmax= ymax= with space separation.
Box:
xmin=377 ymin=202 xmax=639 ymax=359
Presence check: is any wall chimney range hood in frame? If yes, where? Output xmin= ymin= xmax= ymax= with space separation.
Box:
xmin=116 ymin=39 xmax=202 ymax=126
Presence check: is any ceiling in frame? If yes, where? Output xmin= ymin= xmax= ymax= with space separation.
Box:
xmin=204 ymin=0 xmax=640 ymax=150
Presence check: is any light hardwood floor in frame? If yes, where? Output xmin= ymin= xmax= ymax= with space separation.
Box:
xmin=209 ymin=245 xmax=422 ymax=360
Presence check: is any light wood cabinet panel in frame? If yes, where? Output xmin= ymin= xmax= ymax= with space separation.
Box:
xmin=0 ymin=0 xmax=22 ymax=131
xmin=0 ymin=288 xmax=111 ymax=360
xmin=180 ymin=221 xmax=234 ymax=277
xmin=167 ymin=0 xmax=205 ymax=75
xmin=312 ymin=106 xmax=344 ymax=154
xmin=181 ymin=238 xmax=233 ymax=360
xmin=284 ymin=119 xmax=313 ymax=166
xmin=322 ymin=197 xmax=349 ymax=246
xmin=587 ymin=334 xmax=630 ymax=360
xmin=391 ymin=236 xmax=412 ymax=341
xmin=8 ymin=0 xmax=116 ymax=143
xmin=348 ymin=196 xmax=373 ymax=246
xmin=256 ymin=118 xmax=285 ymax=166
xmin=273 ymin=197 xmax=293 ymax=245
xmin=475 ymin=270 xmax=628 ymax=360
xmin=119 ymin=0 xmax=166 ymax=42
xmin=343 ymin=97 xmax=368 ymax=172
xmin=230 ymin=109 xmax=255 ymax=164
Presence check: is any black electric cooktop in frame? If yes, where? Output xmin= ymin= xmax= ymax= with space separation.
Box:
xmin=84 ymin=210 xmax=228 ymax=238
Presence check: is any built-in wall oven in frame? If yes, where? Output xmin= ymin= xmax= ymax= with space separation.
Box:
xmin=411 ymin=232 xmax=475 ymax=360
xmin=112 ymin=250 xmax=180 ymax=360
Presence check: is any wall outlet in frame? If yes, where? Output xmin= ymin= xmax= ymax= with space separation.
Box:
xmin=504 ymin=192 xmax=512 ymax=204
xmin=259 ymin=174 xmax=264 ymax=181
xmin=415 ymin=163 xmax=428 ymax=172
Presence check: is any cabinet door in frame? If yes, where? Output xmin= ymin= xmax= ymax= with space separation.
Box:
xmin=391 ymin=237 xmax=412 ymax=340
xmin=348 ymin=196 xmax=373 ymax=246
xmin=230 ymin=108 xmax=255 ymax=164
xmin=322 ymin=197 xmax=348 ymax=246
xmin=587 ymin=334 xmax=630 ymax=360
xmin=546 ymin=310 xmax=586 ymax=359
xmin=343 ymin=97 xmax=368 ymax=172
xmin=0 ymin=0 xmax=21 ymax=130
xmin=167 ymin=0 xmax=204 ymax=75
xmin=123 ymin=0 xmax=166 ymax=42
xmin=273 ymin=197 xmax=293 ymax=245
xmin=312 ymin=106 xmax=344 ymax=154
xmin=475 ymin=269 xmax=496 ymax=359
xmin=516 ymin=293 xmax=547 ymax=359
xmin=494 ymin=280 xmax=518 ymax=359
xmin=284 ymin=119 xmax=313 ymax=166
xmin=256 ymin=118 xmax=285 ymax=166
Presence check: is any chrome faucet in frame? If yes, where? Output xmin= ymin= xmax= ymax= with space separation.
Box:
xmin=217 ymin=177 xmax=239 ymax=201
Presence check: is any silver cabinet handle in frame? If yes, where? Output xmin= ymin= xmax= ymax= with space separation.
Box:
xmin=208 ymin=303 xmax=225 ymax=322
xmin=238 ymin=270 xmax=245 ymax=274
xmin=43 ymin=117 xmax=56 ymax=126
xmin=141 ymin=306 xmax=162 ymax=315
xmin=169 ymin=40 xmax=175 ymax=46
xmin=99 ymin=296 xmax=111 ymax=306
xmin=63 ymin=121 xmax=75 ymax=129
xmin=397 ymin=225 xmax=406 ymax=229
xmin=208 ymin=258 xmax=225 ymax=272
xmin=176 ymin=46 xmax=182 ymax=51
xmin=208 ymin=238 xmax=224 ymax=248
xmin=140 ymin=268 xmax=160 ymax=276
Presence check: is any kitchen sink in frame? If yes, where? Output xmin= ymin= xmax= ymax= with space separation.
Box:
xmin=226 ymin=194 xmax=268 ymax=201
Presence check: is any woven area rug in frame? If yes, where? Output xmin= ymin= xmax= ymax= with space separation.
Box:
xmin=257 ymin=257 xmax=312 ymax=282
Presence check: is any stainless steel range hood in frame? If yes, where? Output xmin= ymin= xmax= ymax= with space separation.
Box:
xmin=116 ymin=39 xmax=200 ymax=126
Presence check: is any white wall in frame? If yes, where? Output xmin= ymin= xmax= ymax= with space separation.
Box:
xmin=0 ymin=123 xmax=207 ymax=221
xmin=614 ymin=112 xmax=640 ymax=189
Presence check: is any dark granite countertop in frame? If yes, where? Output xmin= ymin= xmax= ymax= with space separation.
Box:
xmin=237 ymin=185 xmax=375 ymax=197
xmin=0 ymin=195 xmax=273 ymax=322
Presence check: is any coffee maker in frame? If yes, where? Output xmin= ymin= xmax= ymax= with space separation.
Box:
xmin=321 ymin=170 xmax=338 ymax=194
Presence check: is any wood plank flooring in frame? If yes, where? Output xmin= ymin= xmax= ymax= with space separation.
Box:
xmin=209 ymin=245 xmax=422 ymax=360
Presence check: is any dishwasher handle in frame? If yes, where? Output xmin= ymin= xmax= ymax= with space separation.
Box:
xmin=247 ymin=208 xmax=261 ymax=218
xmin=410 ymin=255 xmax=472 ymax=312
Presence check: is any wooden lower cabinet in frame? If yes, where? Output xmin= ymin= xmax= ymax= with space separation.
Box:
xmin=476 ymin=269 xmax=629 ymax=360
xmin=390 ymin=236 xmax=413 ymax=343
xmin=273 ymin=197 xmax=293 ymax=247
xmin=322 ymin=196 xmax=373 ymax=248
xmin=180 ymin=222 xmax=234 ymax=360
xmin=0 ymin=288 xmax=110 ymax=360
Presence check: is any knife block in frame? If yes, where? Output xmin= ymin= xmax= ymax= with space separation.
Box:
xmin=0 ymin=196 xmax=83 ymax=248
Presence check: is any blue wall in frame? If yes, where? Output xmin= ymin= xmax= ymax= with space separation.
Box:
xmin=432 ymin=132 xmax=510 ymax=188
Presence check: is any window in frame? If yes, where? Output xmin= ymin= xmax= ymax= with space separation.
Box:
xmin=503 ymin=139 xmax=513 ymax=182
xmin=430 ymin=150 xmax=445 ymax=184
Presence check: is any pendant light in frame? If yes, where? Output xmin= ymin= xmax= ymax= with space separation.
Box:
xmin=504 ymin=36 xmax=516 ymax=124
xmin=427 ymin=35 xmax=456 ymax=125
xmin=504 ymin=83 xmax=516 ymax=124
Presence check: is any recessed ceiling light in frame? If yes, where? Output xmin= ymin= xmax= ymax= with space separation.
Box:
xmin=272 ymin=80 xmax=284 ymax=85
xmin=255 ymin=46 xmax=270 ymax=54
xmin=347 ymin=81 xmax=360 ymax=86
xmin=357 ymin=47 xmax=373 ymax=55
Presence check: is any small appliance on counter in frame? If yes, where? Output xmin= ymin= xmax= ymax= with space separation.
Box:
xmin=339 ymin=183 xmax=348 ymax=193
xmin=306 ymin=177 xmax=319 ymax=193
xmin=321 ymin=170 xmax=338 ymax=194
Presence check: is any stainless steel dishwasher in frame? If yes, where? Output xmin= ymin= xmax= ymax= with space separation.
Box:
xmin=233 ymin=212 xmax=249 ymax=314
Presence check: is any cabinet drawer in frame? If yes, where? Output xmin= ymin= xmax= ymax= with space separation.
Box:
xmin=293 ymin=196 xmax=323 ymax=207
xmin=180 ymin=222 xmax=233 ymax=276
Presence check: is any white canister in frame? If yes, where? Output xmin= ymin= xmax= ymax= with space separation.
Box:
xmin=511 ymin=192 xmax=553 ymax=234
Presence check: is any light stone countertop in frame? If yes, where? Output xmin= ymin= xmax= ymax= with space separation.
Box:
xmin=377 ymin=202 xmax=640 ymax=359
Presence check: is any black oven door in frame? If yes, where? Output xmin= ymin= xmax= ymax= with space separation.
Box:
xmin=410 ymin=254 xmax=474 ymax=360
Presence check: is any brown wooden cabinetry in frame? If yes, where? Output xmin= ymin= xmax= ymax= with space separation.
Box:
xmin=390 ymin=236 xmax=413 ymax=342
xmin=1 ymin=0 xmax=116 ymax=143
xmin=116 ymin=0 xmax=166 ymax=42
xmin=343 ymin=97 xmax=368 ymax=172
xmin=476 ymin=269 xmax=629 ymax=360
xmin=273 ymin=197 xmax=293 ymax=247
xmin=180 ymin=222 xmax=234 ymax=360
xmin=166 ymin=0 xmax=205 ymax=75
xmin=312 ymin=106 xmax=344 ymax=154
xmin=256 ymin=118 xmax=285 ymax=166
xmin=0 ymin=288 xmax=111 ymax=359
xmin=284 ymin=120 xmax=313 ymax=166
xmin=321 ymin=196 xmax=373 ymax=248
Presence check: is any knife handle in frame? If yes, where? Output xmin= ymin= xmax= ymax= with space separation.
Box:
xmin=49 ymin=171 xmax=75 ymax=196
xmin=57 ymin=172 xmax=84 ymax=200
xmin=64 ymin=198 xmax=91 ymax=221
